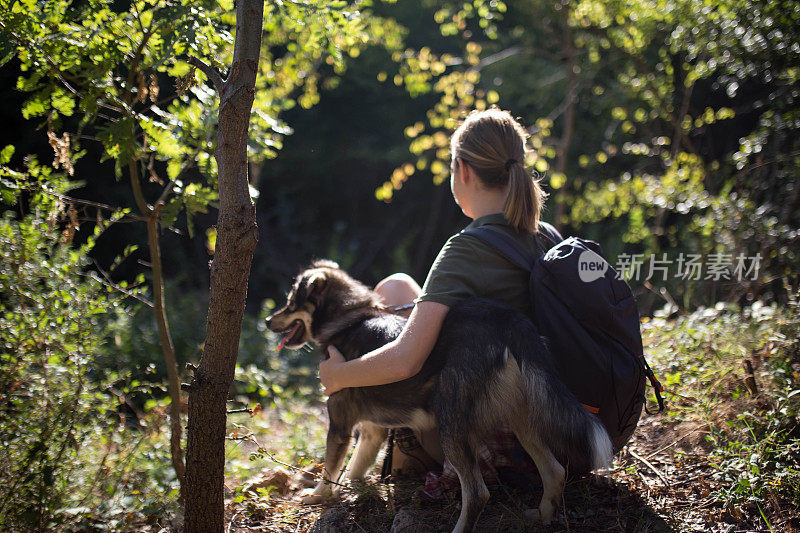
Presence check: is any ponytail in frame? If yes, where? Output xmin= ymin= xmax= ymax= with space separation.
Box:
xmin=504 ymin=164 xmax=547 ymax=233
xmin=451 ymin=108 xmax=550 ymax=234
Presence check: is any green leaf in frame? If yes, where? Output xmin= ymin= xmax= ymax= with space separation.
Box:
xmin=142 ymin=118 xmax=181 ymax=159
xmin=0 ymin=145 xmax=15 ymax=164
xmin=159 ymin=197 xmax=182 ymax=228
xmin=21 ymin=93 xmax=48 ymax=119
xmin=181 ymin=183 xmax=218 ymax=238
xmin=0 ymin=34 xmax=15 ymax=67
xmin=167 ymin=159 xmax=182 ymax=180
xmin=51 ymin=88 xmax=75 ymax=118
xmin=1 ymin=188 xmax=15 ymax=204
xmin=97 ymin=117 xmax=141 ymax=164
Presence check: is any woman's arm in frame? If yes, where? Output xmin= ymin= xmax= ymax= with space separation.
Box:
xmin=319 ymin=300 xmax=450 ymax=395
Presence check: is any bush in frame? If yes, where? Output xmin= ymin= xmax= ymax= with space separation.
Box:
xmin=642 ymin=293 xmax=800 ymax=521
xmin=0 ymin=211 xmax=116 ymax=529
xmin=0 ymin=209 xmax=180 ymax=530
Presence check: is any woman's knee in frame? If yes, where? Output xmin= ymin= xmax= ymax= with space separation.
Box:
xmin=375 ymin=273 xmax=421 ymax=307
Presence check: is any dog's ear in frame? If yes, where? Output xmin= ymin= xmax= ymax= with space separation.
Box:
xmin=311 ymin=259 xmax=339 ymax=270
xmin=306 ymin=271 xmax=327 ymax=296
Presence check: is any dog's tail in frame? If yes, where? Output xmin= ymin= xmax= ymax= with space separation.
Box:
xmin=503 ymin=314 xmax=613 ymax=475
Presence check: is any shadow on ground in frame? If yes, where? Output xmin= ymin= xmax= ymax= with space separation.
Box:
xmin=307 ymin=473 xmax=673 ymax=533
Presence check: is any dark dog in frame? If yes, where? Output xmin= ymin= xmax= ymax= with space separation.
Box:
xmin=266 ymin=260 xmax=612 ymax=532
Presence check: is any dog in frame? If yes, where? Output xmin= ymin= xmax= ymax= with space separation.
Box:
xmin=266 ymin=260 xmax=612 ymax=533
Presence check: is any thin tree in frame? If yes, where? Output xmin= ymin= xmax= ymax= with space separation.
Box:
xmin=182 ymin=0 xmax=263 ymax=529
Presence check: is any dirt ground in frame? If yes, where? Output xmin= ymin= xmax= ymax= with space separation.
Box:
xmin=224 ymin=411 xmax=799 ymax=532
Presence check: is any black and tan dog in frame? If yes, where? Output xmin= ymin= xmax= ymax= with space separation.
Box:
xmin=266 ymin=260 xmax=612 ymax=533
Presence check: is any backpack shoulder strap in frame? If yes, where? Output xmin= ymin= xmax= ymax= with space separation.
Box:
xmin=536 ymin=222 xmax=561 ymax=249
xmin=463 ymin=225 xmax=537 ymax=271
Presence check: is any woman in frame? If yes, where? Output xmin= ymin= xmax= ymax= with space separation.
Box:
xmin=319 ymin=107 xmax=564 ymax=484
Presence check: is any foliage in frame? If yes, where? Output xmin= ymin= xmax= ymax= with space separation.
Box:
xmin=98 ymin=284 xmax=206 ymax=382
xmin=642 ymin=292 xmax=800 ymax=521
xmin=0 ymin=150 xmax=323 ymax=530
xmin=0 ymin=0 xmax=404 ymax=232
xmin=97 ymin=287 xmax=319 ymax=403
xmin=224 ymin=398 xmax=327 ymax=485
xmin=369 ymin=0 xmax=799 ymax=309
xmin=566 ymin=0 xmax=800 ymax=306
xmin=2 ymin=2 xmax=406 ymax=515
xmin=0 ymin=155 xmax=174 ymax=530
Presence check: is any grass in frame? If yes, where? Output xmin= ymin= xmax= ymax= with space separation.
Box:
xmin=641 ymin=297 xmax=800 ymax=525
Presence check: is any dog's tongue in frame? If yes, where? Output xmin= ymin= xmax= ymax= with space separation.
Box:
xmin=277 ymin=321 xmax=301 ymax=351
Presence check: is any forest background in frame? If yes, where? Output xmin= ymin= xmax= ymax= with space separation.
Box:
xmin=0 ymin=0 xmax=798 ymax=531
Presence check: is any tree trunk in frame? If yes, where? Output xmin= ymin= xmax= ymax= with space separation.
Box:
xmin=183 ymin=0 xmax=264 ymax=531
xmin=144 ymin=216 xmax=186 ymax=495
xmin=128 ymin=161 xmax=186 ymax=497
xmin=554 ymin=17 xmax=576 ymax=234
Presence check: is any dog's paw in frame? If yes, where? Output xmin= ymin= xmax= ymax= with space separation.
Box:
xmin=523 ymin=508 xmax=540 ymax=522
xmin=299 ymin=486 xmax=338 ymax=505
xmin=523 ymin=507 xmax=554 ymax=526
xmin=300 ymin=490 xmax=325 ymax=505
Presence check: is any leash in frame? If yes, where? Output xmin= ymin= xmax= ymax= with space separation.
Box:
xmin=378 ymin=303 xmax=415 ymax=313
xmin=641 ymin=355 xmax=666 ymax=415
xmin=380 ymin=427 xmax=434 ymax=482
xmin=380 ymin=429 xmax=395 ymax=482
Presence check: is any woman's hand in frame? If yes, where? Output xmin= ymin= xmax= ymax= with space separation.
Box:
xmin=319 ymin=345 xmax=347 ymax=396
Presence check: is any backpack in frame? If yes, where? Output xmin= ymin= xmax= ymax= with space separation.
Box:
xmin=464 ymin=225 xmax=664 ymax=453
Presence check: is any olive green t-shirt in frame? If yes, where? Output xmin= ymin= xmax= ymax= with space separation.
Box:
xmin=415 ymin=213 xmax=564 ymax=320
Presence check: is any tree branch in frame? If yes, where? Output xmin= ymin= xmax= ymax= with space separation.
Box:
xmin=188 ymin=57 xmax=225 ymax=92
xmin=86 ymin=270 xmax=153 ymax=308
xmin=477 ymin=45 xmax=527 ymax=70
xmin=153 ymin=179 xmax=177 ymax=215
xmin=129 ymin=160 xmax=153 ymax=216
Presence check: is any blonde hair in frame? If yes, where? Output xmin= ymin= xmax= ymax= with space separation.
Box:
xmin=450 ymin=108 xmax=549 ymax=233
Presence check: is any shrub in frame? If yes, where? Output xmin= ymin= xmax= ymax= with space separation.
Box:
xmin=0 ymin=210 xmax=118 ymax=529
